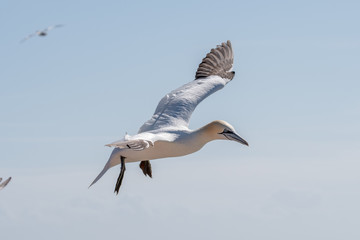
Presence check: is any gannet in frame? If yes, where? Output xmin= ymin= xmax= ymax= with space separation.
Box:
xmin=20 ymin=24 xmax=64 ymax=43
xmin=90 ymin=40 xmax=249 ymax=194
xmin=0 ymin=177 xmax=11 ymax=191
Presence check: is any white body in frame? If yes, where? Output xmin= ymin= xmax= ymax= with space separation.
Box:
xmin=109 ymin=127 xmax=213 ymax=164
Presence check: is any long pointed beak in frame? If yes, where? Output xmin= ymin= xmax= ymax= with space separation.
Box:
xmin=223 ymin=132 xmax=249 ymax=146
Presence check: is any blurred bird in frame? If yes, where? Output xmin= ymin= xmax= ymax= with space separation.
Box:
xmin=20 ymin=24 xmax=64 ymax=43
xmin=90 ymin=40 xmax=249 ymax=194
xmin=0 ymin=177 xmax=11 ymax=191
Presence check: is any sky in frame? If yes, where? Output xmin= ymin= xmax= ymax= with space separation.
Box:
xmin=0 ymin=0 xmax=360 ymax=239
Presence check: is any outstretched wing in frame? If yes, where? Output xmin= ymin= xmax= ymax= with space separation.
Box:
xmin=0 ymin=177 xmax=11 ymax=190
xmin=43 ymin=24 xmax=64 ymax=32
xmin=138 ymin=40 xmax=235 ymax=133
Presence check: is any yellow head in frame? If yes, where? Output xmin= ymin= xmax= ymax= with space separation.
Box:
xmin=204 ymin=120 xmax=249 ymax=146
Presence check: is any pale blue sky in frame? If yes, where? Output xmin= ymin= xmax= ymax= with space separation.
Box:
xmin=1 ymin=0 xmax=359 ymax=239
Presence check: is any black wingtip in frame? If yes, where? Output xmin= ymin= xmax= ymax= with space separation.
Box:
xmin=195 ymin=40 xmax=234 ymax=80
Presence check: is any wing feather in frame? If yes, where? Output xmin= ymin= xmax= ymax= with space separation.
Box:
xmin=105 ymin=139 xmax=153 ymax=150
xmin=195 ymin=40 xmax=234 ymax=80
xmin=138 ymin=76 xmax=229 ymax=132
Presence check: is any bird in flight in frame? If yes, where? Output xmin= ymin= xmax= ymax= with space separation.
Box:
xmin=0 ymin=177 xmax=11 ymax=191
xmin=90 ymin=40 xmax=249 ymax=194
xmin=20 ymin=24 xmax=64 ymax=43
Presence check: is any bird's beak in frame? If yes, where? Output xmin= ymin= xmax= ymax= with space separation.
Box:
xmin=223 ymin=132 xmax=249 ymax=146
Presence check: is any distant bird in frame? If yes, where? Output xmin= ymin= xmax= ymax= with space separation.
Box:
xmin=0 ymin=177 xmax=11 ymax=191
xmin=20 ymin=24 xmax=64 ymax=43
xmin=90 ymin=40 xmax=249 ymax=194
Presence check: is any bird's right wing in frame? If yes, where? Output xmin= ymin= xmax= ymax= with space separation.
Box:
xmin=105 ymin=138 xmax=153 ymax=151
xmin=138 ymin=40 xmax=235 ymax=133
xmin=105 ymin=131 xmax=178 ymax=150
xmin=20 ymin=33 xmax=36 ymax=43
xmin=0 ymin=177 xmax=11 ymax=190
xmin=44 ymin=24 xmax=64 ymax=32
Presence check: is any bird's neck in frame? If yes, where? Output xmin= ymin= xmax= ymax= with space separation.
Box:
xmin=191 ymin=122 xmax=220 ymax=146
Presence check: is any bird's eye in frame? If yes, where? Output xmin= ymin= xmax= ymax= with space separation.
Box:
xmin=219 ymin=129 xmax=233 ymax=134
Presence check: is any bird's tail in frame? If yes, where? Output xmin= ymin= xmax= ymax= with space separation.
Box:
xmin=89 ymin=148 xmax=122 ymax=188
xmin=89 ymin=166 xmax=109 ymax=188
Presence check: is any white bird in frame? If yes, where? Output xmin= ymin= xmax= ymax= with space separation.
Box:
xmin=0 ymin=177 xmax=11 ymax=191
xmin=90 ymin=40 xmax=249 ymax=194
xmin=20 ymin=24 xmax=64 ymax=43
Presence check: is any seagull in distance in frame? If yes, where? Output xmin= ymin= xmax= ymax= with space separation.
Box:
xmin=0 ymin=177 xmax=11 ymax=191
xmin=20 ymin=24 xmax=64 ymax=43
xmin=90 ymin=40 xmax=249 ymax=194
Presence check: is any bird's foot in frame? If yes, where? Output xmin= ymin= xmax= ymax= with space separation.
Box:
xmin=114 ymin=156 xmax=126 ymax=194
xmin=139 ymin=160 xmax=152 ymax=178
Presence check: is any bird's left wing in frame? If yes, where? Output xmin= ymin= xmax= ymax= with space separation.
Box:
xmin=0 ymin=177 xmax=11 ymax=190
xmin=138 ymin=40 xmax=235 ymax=133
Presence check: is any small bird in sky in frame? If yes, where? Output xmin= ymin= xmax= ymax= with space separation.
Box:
xmin=0 ymin=177 xmax=11 ymax=191
xmin=90 ymin=40 xmax=249 ymax=194
xmin=20 ymin=24 xmax=64 ymax=43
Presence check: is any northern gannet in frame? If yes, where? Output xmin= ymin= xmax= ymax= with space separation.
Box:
xmin=20 ymin=24 xmax=64 ymax=43
xmin=90 ymin=40 xmax=249 ymax=194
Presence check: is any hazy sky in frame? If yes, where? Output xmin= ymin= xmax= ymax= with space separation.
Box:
xmin=1 ymin=0 xmax=359 ymax=239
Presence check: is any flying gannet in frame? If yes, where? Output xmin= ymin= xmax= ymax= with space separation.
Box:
xmin=20 ymin=24 xmax=64 ymax=43
xmin=90 ymin=40 xmax=249 ymax=194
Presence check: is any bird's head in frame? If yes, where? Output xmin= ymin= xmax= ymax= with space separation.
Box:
xmin=205 ymin=120 xmax=249 ymax=146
